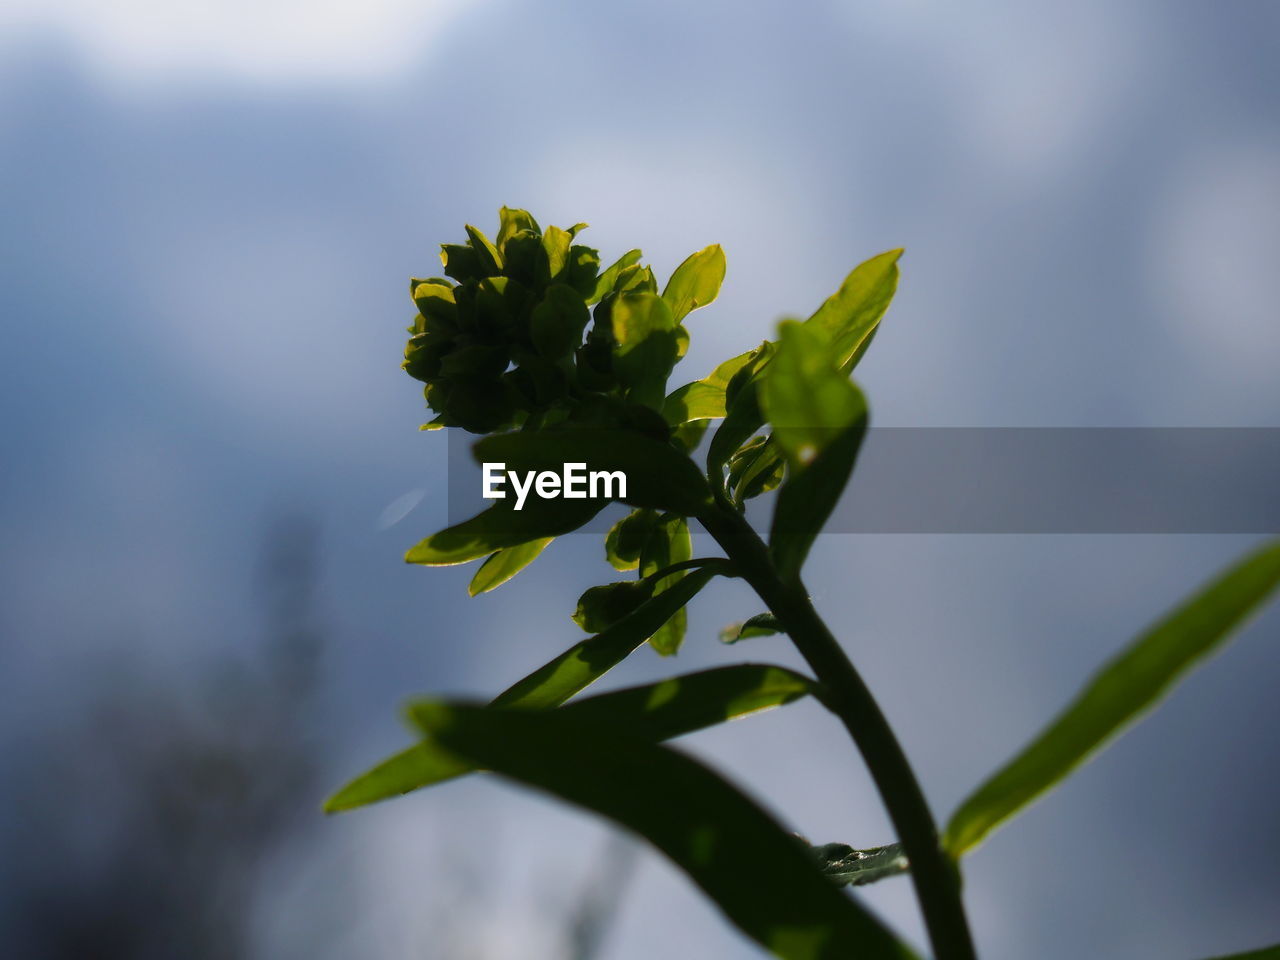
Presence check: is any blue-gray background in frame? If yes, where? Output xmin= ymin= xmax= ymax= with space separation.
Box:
xmin=2 ymin=2 xmax=1278 ymax=957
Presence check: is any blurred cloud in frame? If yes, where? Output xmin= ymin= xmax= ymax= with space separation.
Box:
xmin=0 ymin=0 xmax=485 ymax=85
xmin=1146 ymin=136 xmax=1280 ymax=399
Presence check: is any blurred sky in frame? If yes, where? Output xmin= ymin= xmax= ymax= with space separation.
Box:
xmin=2 ymin=1 xmax=1278 ymax=958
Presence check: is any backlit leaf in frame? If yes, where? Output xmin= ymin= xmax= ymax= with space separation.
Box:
xmin=323 ymin=572 xmax=729 ymax=813
xmin=574 ymin=580 xmax=655 ymax=633
xmin=411 ymin=702 xmax=917 ymax=960
xmin=468 ymin=538 xmax=553 ymax=596
xmin=762 ymin=322 xmax=868 ymax=581
xmin=406 ymin=497 xmax=604 ymax=566
xmin=605 ymin=508 xmax=660 ymax=572
xmin=662 ymin=244 xmax=726 ymax=323
xmin=721 ymin=612 xmax=783 ymax=644
xmin=592 ymin=249 xmax=643 ymax=303
xmin=493 ymin=567 xmax=722 ymax=709
xmin=944 ymin=539 xmax=1280 ymax=857
xmin=662 ymin=349 xmax=757 ymax=425
xmin=805 ymin=250 xmax=901 ymax=372
xmin=641 ymin=514 xmax=693 ymax=655
xmin=610 ymin=292 xmax=679 ymax=409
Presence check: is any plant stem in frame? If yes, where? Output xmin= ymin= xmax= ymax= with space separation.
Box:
xmin=699 ymin=503 xmax=977 ymax=960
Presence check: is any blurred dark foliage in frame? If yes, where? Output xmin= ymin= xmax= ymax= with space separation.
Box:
xmin=0 ymin=515 xmax=636 ymax=960
xmin=0 ymin=517 xmax=324 ymax=959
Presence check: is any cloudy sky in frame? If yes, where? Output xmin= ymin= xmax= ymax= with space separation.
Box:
xmin=2 ymin=2 xmax=1278 ymax=958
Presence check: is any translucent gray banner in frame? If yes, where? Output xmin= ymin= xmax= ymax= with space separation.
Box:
xmin=447 ymin=428 xmax=1280 ymax=534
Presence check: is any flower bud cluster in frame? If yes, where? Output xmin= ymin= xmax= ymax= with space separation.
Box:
xmin=403 ymin=207 xmax=669 ymax=435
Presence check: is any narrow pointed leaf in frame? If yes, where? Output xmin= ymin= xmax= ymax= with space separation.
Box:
xmin=469 ymin=538 xmax=553 ymax=596
xmin=406 ymin=497 xmax=604 ymax=566
xmin=325 ymin=569 xmax=723 ymax=812
xmin=324 ymin=743 xmax=472 ymax=813
xmin=721 ymin=612 xmax=783 ymax=644
xmin=540 ymin=663 xmax=817 ymax=739
xmin=805 ymin=250 xmax=901 ymax=372
xmin=945 ymin=539 xmax=1280 ymax=857
xmin=412 ymin=702 xmax=917 ymax=960
xmin=329 ymin=660 xmax=811 ymax=814
xmin=492 ymin=566 xmax=721 ymax=709
xmin=464 ymin=224 xmax=503 ymax=275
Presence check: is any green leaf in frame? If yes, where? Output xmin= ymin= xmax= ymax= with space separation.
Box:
xmin=944 ymin=539 xmax=1280 ymax=858
xmin=619 ymin=263 xmax=657 ymax=294
xmin=543 ymin=663 xmax=817 ymax=739
xmin=464 ymin=224 xmax=504 ymax=276
xmin=641 ymin=515 xmax=693 ymax=655
xmin=411 ymin=280 xmax=457 ymax=328
xmin=411 ymin=702 xmax=917 ymax=960
xmin=592 ymin=249 xmax=643 ymax=303
xmin=761 ymin=321 xmax=867 ymax=472
xmin=706 ymin=343 xmax=776 ymax=479
xmin=721 ymin=612 xmax=783 ymax=644
xmin=406 ymin=497 xmax=604 ymax=566
xmin=500 ymin=229 xmax=550 ymax=286
xmin=662 ymin=349 xmax=758 ymax=425
xmin=530 ymin=284 xmax=590 ymax=360
xmin=662 ymin=244 xmax=726 ymax=323
xmin=543 ymin=225 xmax=572 ymax=277
xmin=468 ymin=538 xmax=553 ymax=596
xmin=805 ymin=249 xmax=901 ymax=372
xmin=323 ymin=742 xmax=473 ymax=813
xmin=493 ymin=566 xmax=721 ymax=709
xmin=769 ymin=424 xmax=865 ymax=583
xmin=440 ymin=243 xmax=483 ymax=283
xmin=573 ymin=580 xmax=655 ymax=633
xmin=330 ymin=662 xmax=813 ymax=814
xmin=605 ymin=508 xmax=660 ymax=571
xmin=563 ymin=244 xmax=602 ymax=298
xmin=761 ymin=322 xmax=868 ymax=581
xmin=672 ymin=418 xmax=710 ymax=454
xmin=728 ymin=436 xmax=787 ymax=504
xmin=707 ymin=349 xmax=758 ymax=388
xmin=610 ymin=292 xmax=679 ymax=409
xmin=806 ymin=842 xmax=909 ymax=888
xmin=324 ymin=571 xmax=729 ymax=813
xmin=474 ymin=427 xmax=713 ymax=518
xmin=663 ymin=381 xmax=729 ymax=424
xmin=496 ymin=206 xmax=540 ymax=249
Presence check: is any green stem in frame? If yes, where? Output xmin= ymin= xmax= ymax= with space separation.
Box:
xmin=699 ymin=503 xmax=976 ymax=960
